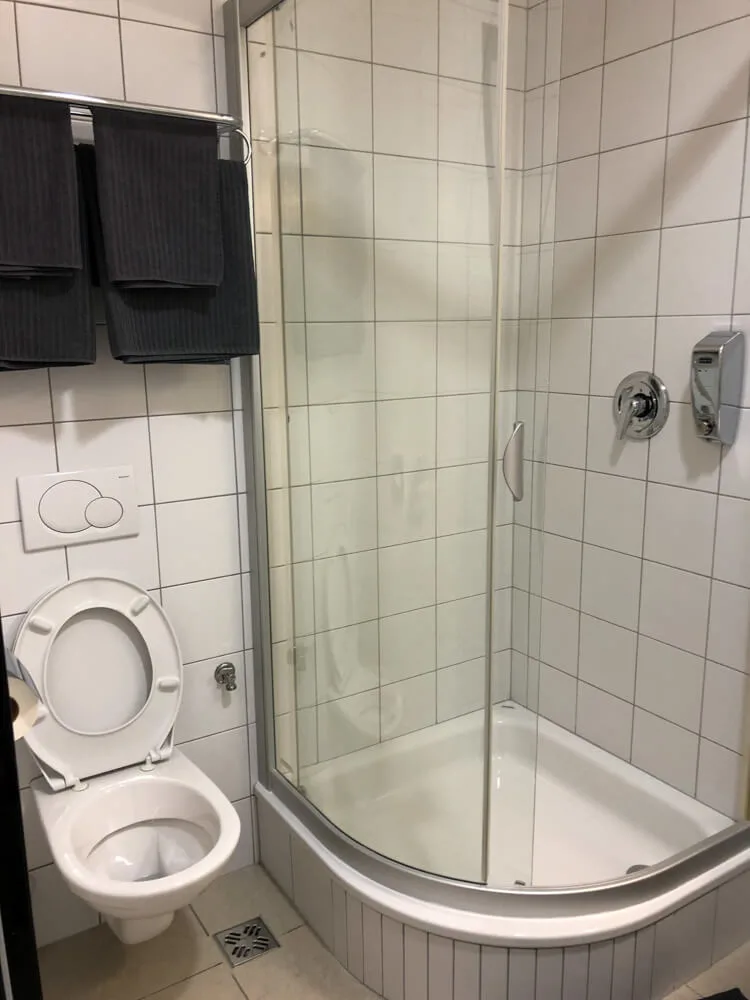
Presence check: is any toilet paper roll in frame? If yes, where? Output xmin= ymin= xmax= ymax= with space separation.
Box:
xmin=5 ymin=648 xmax=41 ymax=742
xmin=8 ymin=674 xmax=40 ymax=741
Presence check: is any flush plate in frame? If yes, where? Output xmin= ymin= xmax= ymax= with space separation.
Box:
xmin=17 ymin=466 xmax=139 ymax=552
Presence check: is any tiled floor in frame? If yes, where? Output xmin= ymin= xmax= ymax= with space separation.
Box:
xmin=37 ymin=865 xmax=377 ymax=1000
xmin=37 ymin=863 xmax=750 ymax=1000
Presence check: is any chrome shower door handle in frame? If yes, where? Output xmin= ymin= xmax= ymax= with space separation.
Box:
xmin=502 ymin=421 xmax=524 ymax=502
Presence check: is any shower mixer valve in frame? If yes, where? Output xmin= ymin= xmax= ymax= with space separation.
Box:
xmin=613 ymin=372 xmax=670 ymax=441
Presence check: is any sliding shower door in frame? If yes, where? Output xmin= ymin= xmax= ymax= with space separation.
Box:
xmin=245 ymin=0 xmax=542 ymax=885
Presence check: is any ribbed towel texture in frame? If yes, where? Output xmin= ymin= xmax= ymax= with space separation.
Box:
xmin=79 ymin=144 xmax=260 ymax=362
xmin=0 ymin=152 xmax=94 ymax=369
xmin=0 ymin=95 xmax=81 ymax=276
xmin=92 ymin=108 xmax=223 ymax=288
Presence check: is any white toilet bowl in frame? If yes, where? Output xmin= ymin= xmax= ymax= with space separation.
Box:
xmin=15 ymin=576 xmax=241 ymax=944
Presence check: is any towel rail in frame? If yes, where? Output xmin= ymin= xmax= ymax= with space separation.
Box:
xmin=0 ymin=83 xmax=250 ymax=162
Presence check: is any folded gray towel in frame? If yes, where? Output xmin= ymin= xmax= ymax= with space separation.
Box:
xmin=0 ymin=151 xmax=94 ymax=369
xmin=92 ymin=108 xmax=223 ymax=288
xmin=80 ymin=145 xmax=258 ymax=362
xmin=0 ymin=95 xmax=81 ymax=277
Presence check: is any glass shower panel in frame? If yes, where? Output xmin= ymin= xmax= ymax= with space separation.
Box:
xmin=247 ymin=0 xmax=540 ymax=886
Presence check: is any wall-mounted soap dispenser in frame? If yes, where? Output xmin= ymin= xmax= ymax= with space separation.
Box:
xmin=691 ymin=331 xmax=745 ymax=445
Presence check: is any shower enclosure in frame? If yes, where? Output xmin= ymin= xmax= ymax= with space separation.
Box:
xmin=229 ymin=0 xmax=750 ymax=951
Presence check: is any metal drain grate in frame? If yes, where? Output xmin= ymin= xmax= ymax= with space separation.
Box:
xmin=215 ymin=916 xmax=279 ymax=967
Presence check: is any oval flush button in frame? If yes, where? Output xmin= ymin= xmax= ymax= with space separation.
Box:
xmin=157 ymin=677 xmax=180 ymax=692
xmin=85 ymin=496 xmax=124 ymax=529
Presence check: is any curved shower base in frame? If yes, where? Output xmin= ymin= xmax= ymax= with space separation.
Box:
xmin=256 ymin=709 xmax=750 ymax=1000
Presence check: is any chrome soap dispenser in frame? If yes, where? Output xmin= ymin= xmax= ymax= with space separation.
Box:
xmin=691 ymin=330 xmax=745 ymax=445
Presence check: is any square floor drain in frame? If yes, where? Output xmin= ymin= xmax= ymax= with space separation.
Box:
xmin=215 ymin=916 xmax=279 ymax=967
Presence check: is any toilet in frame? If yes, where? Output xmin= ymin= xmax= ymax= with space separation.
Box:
xmin=14 ymin=576 xmax=241 ymax=945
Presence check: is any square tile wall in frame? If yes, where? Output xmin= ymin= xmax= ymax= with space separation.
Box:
xmin=250 ymin=0 xmax=507 ymax=773
xmin=0 ymin=1 xmax=255 ymax=948
xmin=512 ymin=0 xmax=750 ymax=820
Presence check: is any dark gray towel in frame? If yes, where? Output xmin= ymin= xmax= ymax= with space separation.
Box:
xmin=0 ymin=95 xmax=81 ymax=277
xmin=79 ymin=145 xmax=259 ymax=362
xmin=92 ymin=108 xmax=223 ymax=288
xmin=0 ymin=151 xmax=94 ymax=369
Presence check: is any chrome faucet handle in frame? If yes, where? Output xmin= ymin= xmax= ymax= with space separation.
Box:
xmin=616 ymin=393 xmax=641 ymax=441
xmin=613 ymin=372 xmax=670 ymax=441
xmin=214 ymin=662 xmax=237 ymax=692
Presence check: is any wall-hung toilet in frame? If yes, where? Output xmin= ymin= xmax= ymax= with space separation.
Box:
xmin=14 ymin=576 xmax=241 ymax=945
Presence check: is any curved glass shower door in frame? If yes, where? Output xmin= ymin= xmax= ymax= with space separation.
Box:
xmin=245 ymin=0 xmax=542 ymax=884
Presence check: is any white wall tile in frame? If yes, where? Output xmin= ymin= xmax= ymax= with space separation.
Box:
xmin=581 ymin=544 xmax=641 ymax=630
xmin=540 ymin=599 xmax=579 ymax=674
xmin=579 ymin=614 xmax=637 ymax=701
xmin=20 ymin=788 xmax=51 ymax=871
xmin=597 ymin=140 xmax=665 ymax=236
xmin=439 ymin=0 xmax=499 ymax=84
xmin=121 ymin=21 xmax=215 ymax=112
xmin=648 ymin=401 xmax=722 ymax=492
xmin=551 ymin=238 xmax=595 ymax=318
xmin=306 ymin=324 xmax=375 ymax=404
xmin=576 ymin=682 xmax=633 ymax=759
xmin=669 ymin=19 xmax=750 ymax=134
xmin=438 ymin=243 xmax=494 ymax=321
xmin=379 ymin=539 xmax=435 ymax=616
xmin=560 ymin=0 xmax=604 ymax=76
xmin=602 ymin=45 xmax=671 ymax=151
xmin=541 ymin=534 xmax=582 ymax=609
xmin=375 ymin=241 xmax=438 ymax=321
xmin=0 ymin=1 xmax=19 ymax=84
xmin=312 ymin=478 xmax=377 ymax=557
xmin=554 ymin=156 xmax=598 ymax=241
xmin=594 ymin=231 xmax=660 ymax=318
xmin=381 ymin=672 xmax=436 ymax=740
xmin=644 ymin=483 xmax=717 ymax=575
xmin=0 ymin=424 xmax=56 ymax=524
xmin=378 ymin=398 xmax=436 ymax=475
xmin=175 ymin=653 xmax=247 ymax=744
xmin=437 ymin=464 xmax=488 ymax=536
xmin=437 ymin=530 xmax=487 ymax=602
xmin=437 ymin=394 xmax=490 ymax=466
xmin=543 ymin=464 xmax=585 ymax=540
xmin=587 ymin=396 xmax=649 ymax=480
xmin=546 ymin=394 xmax=588 ymax=468
xmin=439 ymin=162 xmax=495 ymax=244
xmin=313 ymin=550 xmax=378 ymax=631
xmin=438 ymin=78 xmax=496 ymax=166
xmin=584 ymin=472 xmax=645 ymax=557
xmin=295 ymin=0 xmax=370 ymax=60
xmin=157 ymin=496 xmax=240 ymax=586
xmin=310 ymin=402 xmax=376 ymax=482
xmin=302 ymin=147 xmax=374 ymax=238
xmin=162 ymin=574 xmax=243 ymax=662
xmin=538 ymin=663 xmax=576 ymax=730
xmin=67 ymin=504 xmax=159 ymax=591
xmin=316 ymin=621 xmax=379 ymax=703
xmin=507 ymin=4 xmax=528 ymax=91
xmin=180 ymin=726 xmax=250 ymax=801
xmin=149 ymin=413 xmax=235 ymax=502
xmin=55 ymin=416 xmax=154 ymax=506
xmin=675 ymin=0 xmax=749 ymax=35
xmin=437 ymin=595 xmax=485 ymax=668
xmin=374 ymin=65 xmax=437 ymax=159
xmin=697 ymin=738 xmax=743 ymax=816
xmin=735 ymin=222 xmax=750 ymax=314
xmin=437 ymin=658 xmax=486 ymax=721
xmin=605 ymin=0 xmax=673 ymax=61
xmin=640 ymin=560 xmax=710 ymax=655
xmin=0 ymin=371 xmax=52 ymax=427
xmin=548 ymin=319 xmax=591 ymax=395
xmin=702 ymin=660 xmax=747 ymax=752
xmin=298 ymin=51 xmax=372 ymax=151
xmin=381 ymin=606 xmax=436 ymax=683
xmin=120 ymin=0 xmax=212 ymax=32
xmin=375 ymin=156 xmax=438 ymax=241
xmin=664 ymin=121 xmax=746 ymax=228
xmin=30 ymin=865 xmax=99 ymax=949
xmin=437 ymin=321 xmax=494 ymax=395
xmin=372 ymin=0 xmax=437 ymax=74
xmin=714 ymin=495 xmax=750 ymax=587
xmin=50 ymin=334 xmax=145 ymax=422
xmin=16 ymin=4 xmax=123 ymax=98
xmin=144 ymin=364 xmax=230 ymax=417
xmin=635 ymin=636 xmax=705 ymax=732
xmin=377 ymin=323 xmax=437 ymax=399
xmin=708 ymin=579 xmax=750 ymax=672
xmin=632 ymin=707 xmax=699 ymax=795
xmin=303 ymin=236 xmax=375 ymax=322
xmin=317 ymin=690 xmax=379 ymax=760
xmin=557 ymin=68 xmax=601 ymax=161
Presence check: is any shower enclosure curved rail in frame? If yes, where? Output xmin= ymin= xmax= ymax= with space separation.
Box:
xmin=224 ymin=0 xmax=750 ymax=994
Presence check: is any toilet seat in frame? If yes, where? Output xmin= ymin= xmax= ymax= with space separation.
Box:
xmin=14 ymin=577 xmax=182 ymax=791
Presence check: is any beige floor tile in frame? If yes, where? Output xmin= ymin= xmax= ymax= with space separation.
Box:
xmin=233 ymin=926 xmax=377 ymax=1000
xmin=142 ymin=965 xmax=245 ymax=999
xmin=38 ymin=908 xmax=223 ymax=1000
xmin=688 ymin=939 xmax=750 ymax=997
xmin=192 ymin=864 xmax=303 ymax=938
